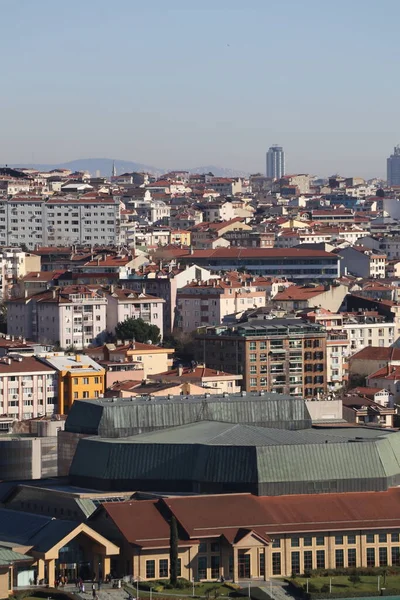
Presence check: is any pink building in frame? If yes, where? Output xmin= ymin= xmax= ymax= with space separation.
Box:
xmin=0 ymin=356 xmax=58 ymax=421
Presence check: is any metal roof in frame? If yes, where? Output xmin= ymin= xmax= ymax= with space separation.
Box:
xmin=65 ymin=393 xmax=312 ymax=437
xmin=69 ymin=422 xmax=400 ymax=496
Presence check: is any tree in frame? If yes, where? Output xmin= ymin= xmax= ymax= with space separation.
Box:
xmin=169 ymin=516 xmax=179 ymax=586
xmin=115 ymin=318 xmax=160 ymax=344
xmin=348 ymin=573 xmax=360 ymax=585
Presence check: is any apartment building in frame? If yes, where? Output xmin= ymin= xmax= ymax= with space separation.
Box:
xmin=122 ymin=264 xmax=215 ymax=332
xmin=105 ymin=288 xmax=164 ymax=338
xmin=338 ymin=246 xmax=386 ymax=278
xmin=0 ymin=247 xmax=41 ymax=300
xmin=39 ymin=353 xmax=105 ymax=414
xmin=148 ymin=364 xmax=242 ymax=394
xmin=0 ymin=356 xmax=58 ymax=421
xmin=177 ymin=279 xmax=266 ymax=332
xmin=86 ymin=341 xmax=175 ymax=384
xmin=343 ymin=312 xmax=395 ymax=352
xmin=7 ymin=286 xmax=108 ymax=349
xmin=181 ymin=248 xmax=340 ymax=280
xmin=195 ymin=318 xmax=327 ymax=397
xmin=0 ymin=195 xmax=121 ymax=249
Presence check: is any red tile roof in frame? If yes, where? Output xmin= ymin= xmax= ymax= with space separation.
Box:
xmin=350 ymin=347 xmax=400 ymax=362
xmin=0 ymin=356 xmax=55 ymax=374
xmin=273 ymin=285 xmax=326 ymax=301
xmin=186 ymin=248 xmax=336 ymax=259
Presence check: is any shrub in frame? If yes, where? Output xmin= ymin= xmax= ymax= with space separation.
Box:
xmin=320 ymin=584 xmax=330 ymax=593
xmin=348 ymin=574 xmax=361 ymax=585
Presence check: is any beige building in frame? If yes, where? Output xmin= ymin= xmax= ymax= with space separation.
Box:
xmin=86 ymin=341 xmax=175 ymax=384
xmin=148 ymin=364 xmax=242 ymax=394
xmin=89 ymin=490 xmax=400 ymax=581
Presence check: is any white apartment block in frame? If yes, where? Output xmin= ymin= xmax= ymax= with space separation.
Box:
xmin=0 ymin=195 xmax=121 ymax=249
xmin=326 ymin=333 xmax=350 ymax=389
xmin=106 ymin=288 xmax=165 ymax=338
xmin=344 ymin=321 xmax=395 ymax=353
xmin=0 ymin=356 xmax=58 ymax=420
xmin=7 ymin=286 xmax=108 ymax=349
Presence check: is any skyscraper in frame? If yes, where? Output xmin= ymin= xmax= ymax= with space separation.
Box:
xmin=266 ymin=144 xmax=285 ymax=179
xmin=387 ymin=145 xmax=400 ymax=186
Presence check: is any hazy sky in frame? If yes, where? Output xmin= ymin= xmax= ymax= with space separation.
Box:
xmin=1 ymin=0 xmax=400 ymax=177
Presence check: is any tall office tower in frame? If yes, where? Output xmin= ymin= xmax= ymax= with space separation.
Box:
xmin=266 ymin=144 xmax=285 ymax=179
xmin=387 ymin=145 xmax=400 ymax=186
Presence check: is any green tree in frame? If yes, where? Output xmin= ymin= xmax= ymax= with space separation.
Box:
xmin=348 ymin=573 xmax=361 ymax=585
xmin=169 ymin=516 xmax=179 ymax=586
xmin=115 ymin=318 xmax=160 ymax=344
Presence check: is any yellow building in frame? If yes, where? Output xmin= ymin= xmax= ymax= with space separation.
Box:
xmin=40 ymin=353 xmax=105 ymax=414
xmin=170 ymin=230 xmax=191 ymax=246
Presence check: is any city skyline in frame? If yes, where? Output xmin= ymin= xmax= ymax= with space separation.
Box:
xmin=2 ymin=0 xmax=400 ymax=177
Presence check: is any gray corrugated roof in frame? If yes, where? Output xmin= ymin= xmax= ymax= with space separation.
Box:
xmin=69 ymin=423 xmax=400 ymax=493
xmin=65 ymin=394 xmax=312 ymax=437
xmin=0 ymin=509 xmax=77 ymax=551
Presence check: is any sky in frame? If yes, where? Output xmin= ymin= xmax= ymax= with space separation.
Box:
xmin=1 ymin=0 xmax=400 ymax=177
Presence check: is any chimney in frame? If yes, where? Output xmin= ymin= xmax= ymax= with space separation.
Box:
xmin=110 ymin=284 xmax=115 ymax=294
xmin=76 ymin=354 xmax=81 ymax=362
xmin=177 ymin=365 xmax=183 ymax=377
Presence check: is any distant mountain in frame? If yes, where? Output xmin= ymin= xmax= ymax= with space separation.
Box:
xmin=9 ymin=159 xmax=249 ymax=178
xmin=187 ymin=165 xmax=250 ymax=177
xmin=10 ymin=158 xmax=163 ymax=177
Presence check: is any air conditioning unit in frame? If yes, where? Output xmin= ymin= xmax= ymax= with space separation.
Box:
xmin=12 ymin=395 xmax=17 ymax=399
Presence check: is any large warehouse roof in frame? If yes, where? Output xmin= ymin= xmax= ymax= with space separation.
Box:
xmin=69 ymin=420 xmax=400 ymax=496
xmin=64 ymin=393 xmax=312 ymax=437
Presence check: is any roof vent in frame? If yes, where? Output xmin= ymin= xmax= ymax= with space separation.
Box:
xmin=241 ymin=391 xmax=247 ymax=397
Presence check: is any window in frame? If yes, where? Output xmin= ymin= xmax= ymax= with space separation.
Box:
xmin=210 ymin=542 xmax=220 ymax=553
xmin=291 ymin=552 xmax=300 ymax=575
xmin=366 ymin=533 xmax=375 ymax=543
xmin=347 ymin=548 xmax=356 ymax=567
xmin=250 ymin=353 xmax=257 ymax=362
xmin=379 ymin=533 xmax=387 ymax=543
xmin=83 ymin=377 xmax=89 ymax=384
xmin=198 ymin=556 xmax=207 ymax=579
xmin=379 ymin=547 xmax=388 ymax=567
xmin=74 ymin=392 xmax=78 ymax=399
xmin=83 ymin=391 xmax=89 ymax=399
xmin=316 ymin=550 xmax=325 ymax=569
xmin=335 ymin=535 xmax=343 ymax=545
xmin=177 ymin=558 xmax=181 ymax=577
xmin=159 ymin=559 xmax=168 ymax=578
xmin=250 ymin=366 xmax=257 ymax=374
xmin=304 ymin=551 xmax=313 ymax=571
xmin=291 ymin=538 xmax=300 ymax=547
xmin=335 ymin=549 xmax=344 ymax=568
xmin=272 ymin=539 xmax=281 ymax=548
xmin=303 ymin=536 xmax=312 ymax=547
xmin=146 ymin=560 xmax=155 ymax=578
xmin=392 ymin=547 xmax=400 ymax=566
xmin=366 ymin=548 xmax=375 ymax=567
xmin=347 ymin=534 xmax=356 ymax=545
xmin=392 ymin=533 xmax=400 ymax=543
xmin=250 ymin=378 xmax=257 ymax=386
xmin=199 ymin=542 xmax=207 ymax=553
xmin=316 ymin=536 xmax=325 ymax=546
xmin=249 ymin=342 xmax=256 ymax=350
xmin=73 ymin=378 xmax=78 ymax=384
xmin=259 ymin=553 xmax=265 ymax=577
xmin=272 ymin=553 xmax=281 ymax=575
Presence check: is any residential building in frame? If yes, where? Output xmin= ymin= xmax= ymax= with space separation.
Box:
xmin=342 ymin=312 xmax=395 ymax=352
xmin=342 ymin=393 xmax=395 ymax=428
xmin=0 ymin=195 xmax=121 ymax=249
xmin=0 ymin=356 xmax=58 ymax=421
xmin=86 ymin=341 xmax=175 ymax=385
xmin=348 ymin=346 xmax=400 ymax=380
xmin=222 ymin=230 xmax=275 ymax=248
xmin=271 ymin=284 xmax=347 ymax=313
xmin=122 ymin=264 xmax=215 ymax=332
xmin=266 ymin=145 xmax=285 ymax=179
xmin=177 ymin=277 xmax=266 ymax=331
xmin=337 ymin=246 xmax=386 ymax=278
xmin=191 ymin=219 xmax=252 ymax=250
xmin=7 ymin=286 xmax=108 ymax=349
xmin=0 ymin=247 xmax=41 ymax=299
xmin=207 ymin=178 xmax=243 ymax=196
xmin=367 ymin=364 xmax=400 ymax=403
xmin=180 ymin=248 xmax=340 ymax=280
xmin=148 ymin=364 xmax=242 ymax=393
xmin=105 ymin=288 xmax=164 ymax=338
xmin=387 ymin=145 xmax=400 ymax=186
xmin=39 ymin=353 xmax=105 ymax=414
xmin=195 ymin=318 xmax=327 ymax=397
